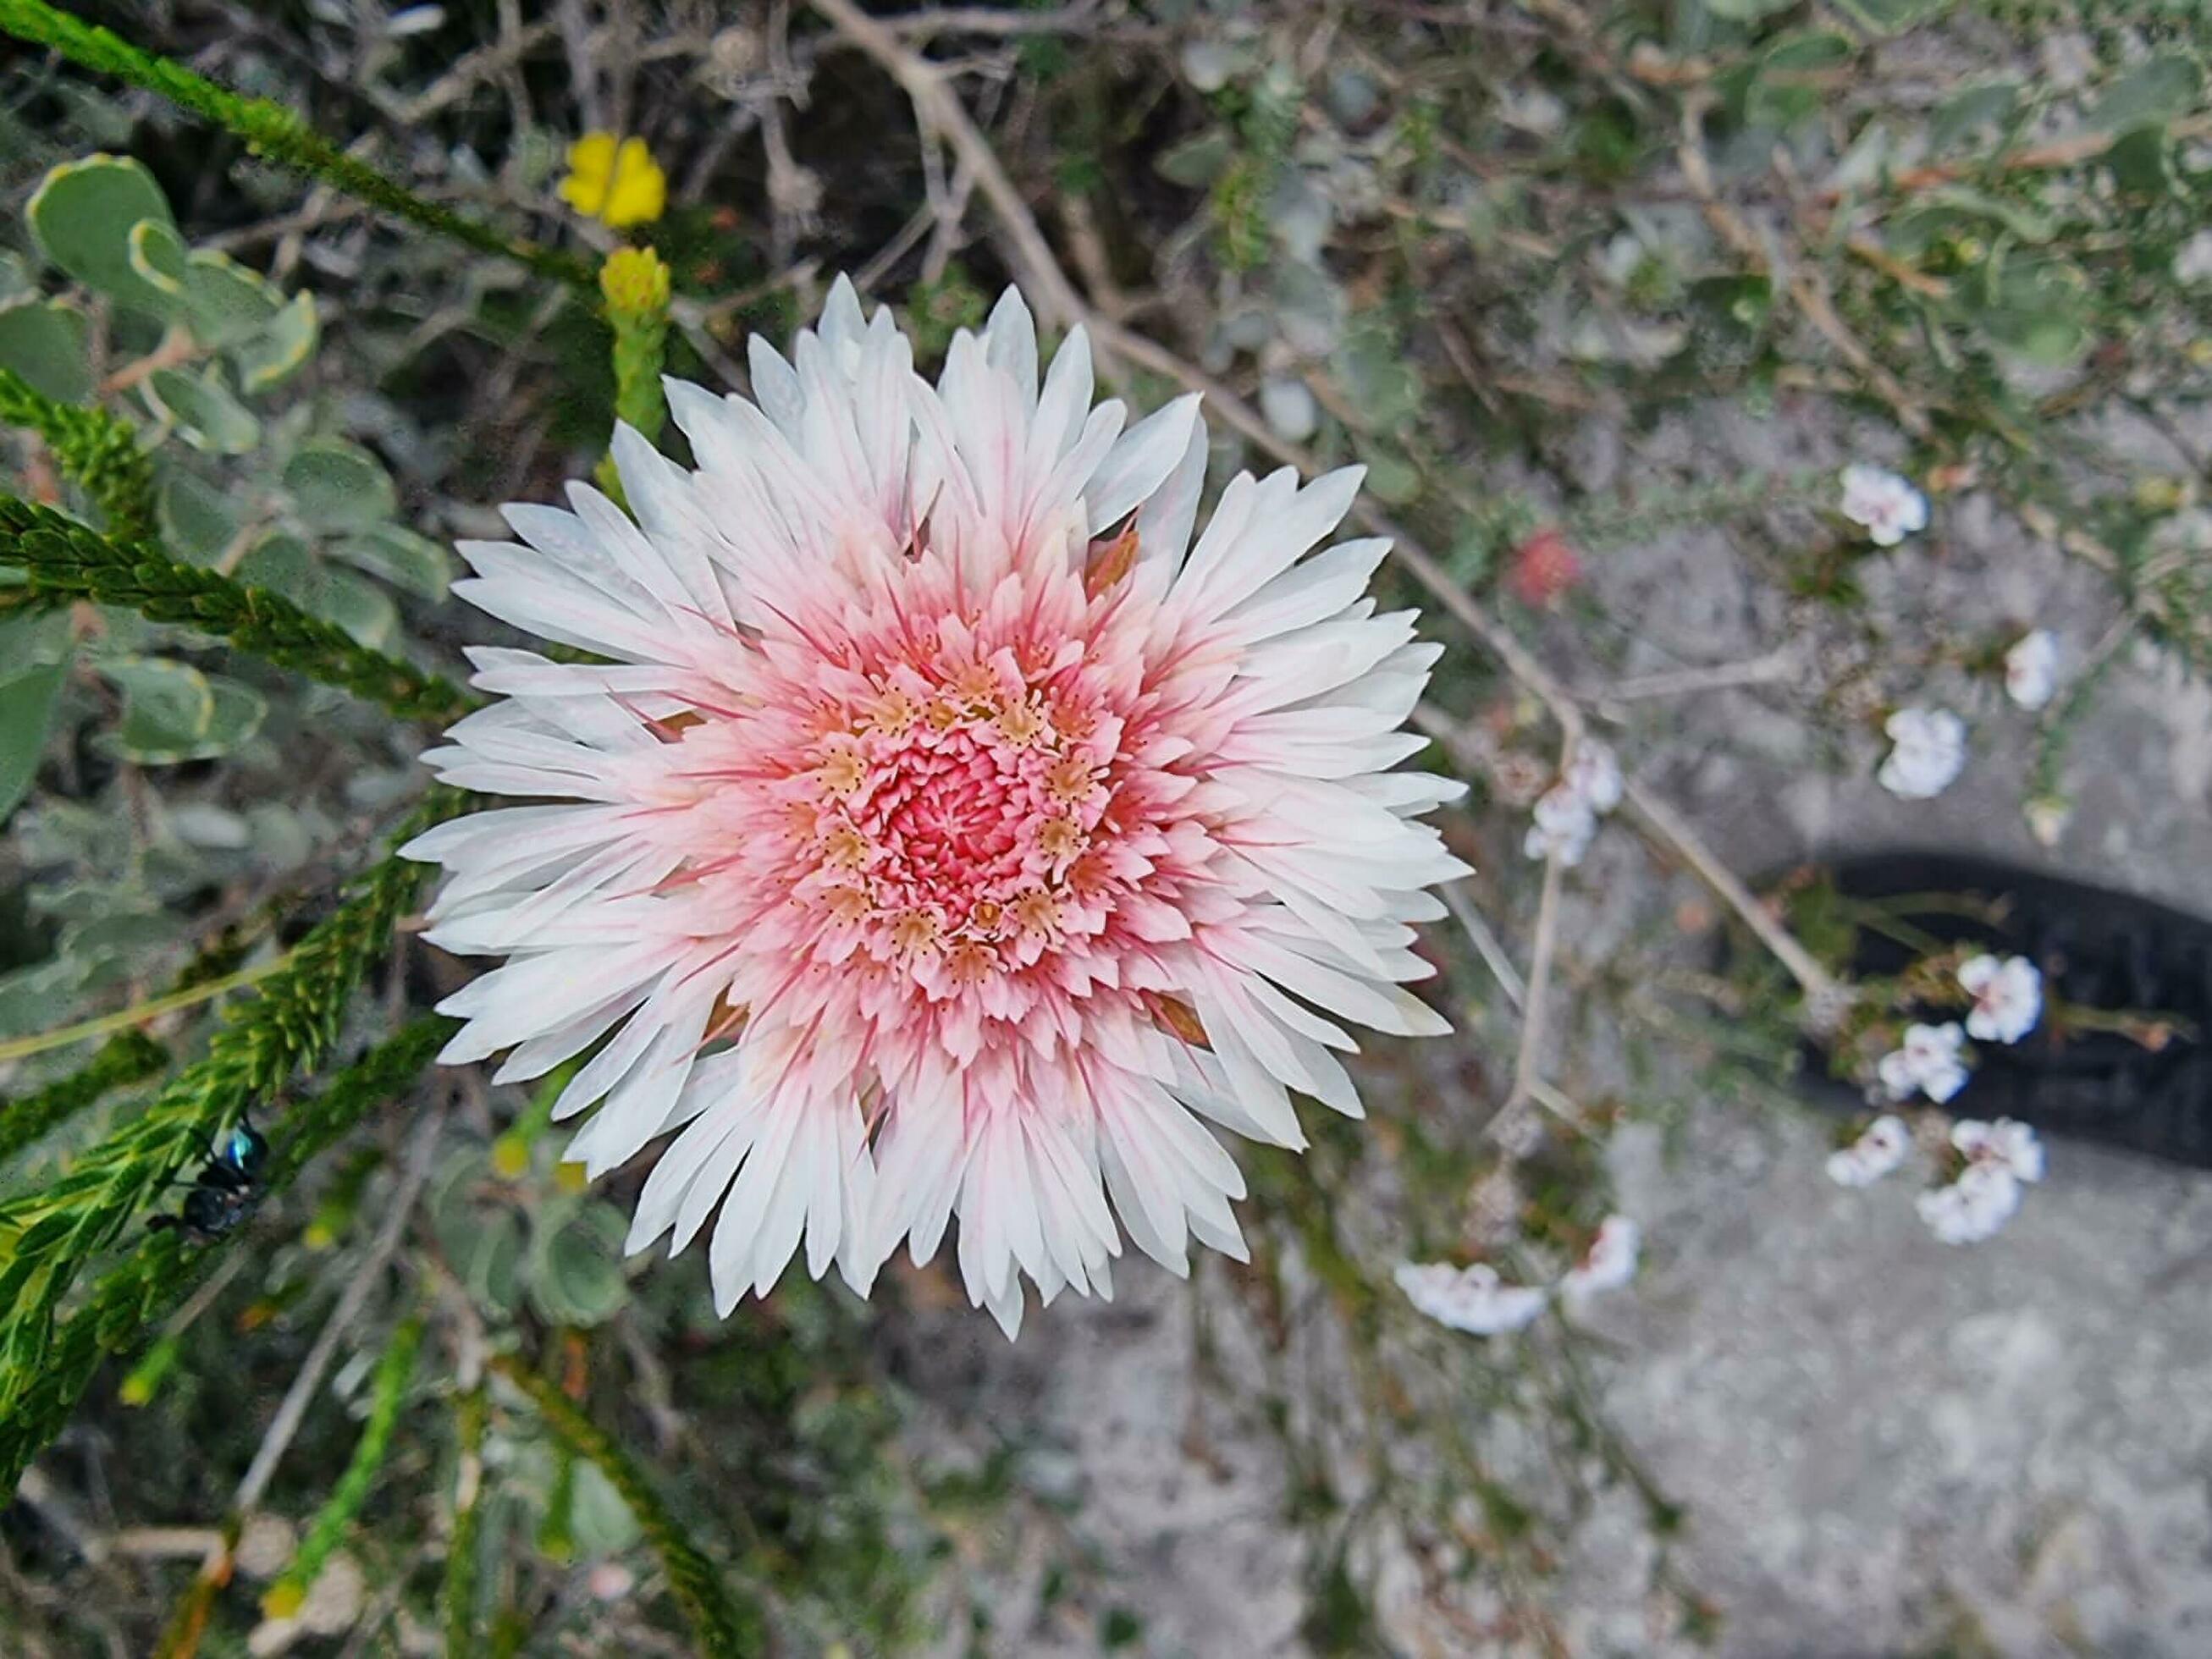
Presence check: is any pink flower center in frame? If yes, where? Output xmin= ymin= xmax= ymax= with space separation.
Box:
xmin=782 ymin=662 xmax=1119 ymax=986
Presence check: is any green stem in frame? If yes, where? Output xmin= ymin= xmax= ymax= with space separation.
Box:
xmin=0 ymin=954 xmax=291 ymax=1066
xmin=264 ymin=1315 xmax=425 ymax=1619
xmin=0 ymin=1016 xmax=454 ymax=1493
xmin=491 ymin=1352 xmax=766 ymax=1658
xmin=0 ymin=367 xmax=154 ymax=542
xmin=0 ymin=0 xmax=592 ymax=292
xmin=0 ymin=493 xmax=472 ymax=724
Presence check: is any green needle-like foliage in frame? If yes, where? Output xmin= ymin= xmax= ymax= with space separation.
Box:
xmin=0 ymin=493 xmax=472 ymax=724
xmin=263 ymin=1315 xmax=426 ymax=1619
xmin=444 ymin=1387 xmax=488 ymax=1656
xmin=0 ymin=366 xmax=155 ymax=543
xmin=491 ymin=1353 xmax=768 ymax=1658
xmin=0 ymin=0 xmax=593 ymax=292
xmin=0 ymin=1016 xmax=454 ymax=1491
xmin=0 ymin=1028 xmax=168 ymax=1166
xmin=0 ymin=791 xmax=463 ymax=1447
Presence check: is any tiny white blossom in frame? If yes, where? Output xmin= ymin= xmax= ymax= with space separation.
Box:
xmin=1952 ymin=1116 xmax=2044 ymax=1184
xmin=1840 ymin=464 xmax=1929 ymax=547
xmin=2023 ymin=794 xmax=2071 ymax=849
xmin=1559 ymin=1215 xmax=1640 ymax=1308
xmin=2004 ymin=629 xmax=2059 ymax=710
xmin=1826 ymin=1113 xmax=1911 ymax=1188
xmin=2175 ymin=228 xmax=2212 ymax=285
xmin=1959 ymin=954 xmax=2041 ymax=1044
xmin=1562 ymin=737 xmax=1623 ymax=814
xmin=1877 ymin=1022 xmax=1970 ymax=1105
xmin=1917 ymin=1162 xmax=2021 ymax=1245
xmin=1395 ymin=1261 xmax=1548 ymax=1336
xmin=1878 ymin=706 xmax=1967 ymax=800
xmin=1523 ymin=782 xmax=1597 ymax=866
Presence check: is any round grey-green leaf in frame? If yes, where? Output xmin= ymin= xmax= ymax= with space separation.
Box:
xmin=0 ymin=298 xmax=93 ymax=403
xmin=283 ymin=438 xmax=397 ymax=532
xmin=233 ymin=291 xmax=318 ymax=394
xmin=144 ymin=366 xmax=262 ymax=455
xmin=0 ymin=655 xmax=69 ymax=824
xmin=524 ymin=1202 xmax=631 ymax=1328
xmin=334 ymin=524 xmax=452 ymax=599
xmin=156 ymin=468 xmax=243 ymax=565
xmin=26 ymin=155 xmax=181 ymax=317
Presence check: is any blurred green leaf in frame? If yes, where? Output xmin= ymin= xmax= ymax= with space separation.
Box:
xmin=1830 ymin=0 xmax=1946 ymax=31
xmin=0 ymin=655 xmax=69 ymax=824
xmin=1928 ymin=80 xmax=2018 ymax=153
xmin=234 ymin=292 xmax=318 ymax=394
xmin=155 ymin=469 xmax=243 ymax=565
xmin=334 ymin=524 xmax=452 ymax=599
xmin=234 ymin=530 xmax=400 ymax=648
xmin=177 ymin=251 xmax=283 ymax=350
xmin=283 ymin=438 xmax=397 ymax=532
xmin=2088 ymin=54 xmax=2199 ymax=134
xmin=124 ymin=218 xmax=192 ymax=305
xmin=0 ymin=299 xmax=92 ymax=403
xmin=95 ymin=655 xmax=268 ymax=763
xmin=25 ymin=155 xmax=180 ymax=317
xmin=143 ymin=366 xmax=261 ymax=454
xmin=1156 ymin=130 xmax=1234 ymax=188
xmin=526 ymin=1202 xmax=630 ymax=1328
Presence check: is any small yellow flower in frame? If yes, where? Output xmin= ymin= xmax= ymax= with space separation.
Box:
xmin=599 ymin=245 xmax=671 ymax=316
xmin=559 ymin=131 xmax=666 ymax=229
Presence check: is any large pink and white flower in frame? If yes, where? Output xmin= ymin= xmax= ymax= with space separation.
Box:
xmin=406 ymin=279 xmax=1467 ymax=1335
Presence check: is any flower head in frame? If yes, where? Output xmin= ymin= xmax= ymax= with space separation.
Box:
xmin=409 ymin=279 xmax=1468 ymax=1335
xmin=1958 ymin=953 xmax=2041 ymax=1044
xmin=1877 ymin=1021 xmax=1969 ymax=1104
xmin=1559 ymin=1214 xmax=1639 ymax=1307
xmin=1952 ymin=1116 xmax=2044 ymax=1183
xmin=2004 ymin=629 xmax=2058 ymax=710
xmin=1826 ymin=1113 xmax=1910 ymax=1188
xmin=1878 ymin=705 xmax=1966 ymax=800
xmin=1395 ymin=1260 xmax=1547 ymax=1335
xmin=559 ymin=132 xmax=666 ymax=229
xmin=1523 ymin=781 xmax=1597 ymax=866
xmin=1507 ymin=528 xmax=1582 ymax=607
xmin=1917 ymin=1161 xmax=2021 ymax=1245
xmin=1562 ymin=736 xmax=1622 ymax=814
xmin=1840 ymin=464 xmax=1928 ymax=547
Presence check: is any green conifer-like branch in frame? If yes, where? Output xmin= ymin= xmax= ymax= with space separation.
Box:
xmin=263 ymin=1314 xmax=425 ymax=1618
xmin=0 ymin=493 xmax=471 ymax=724
xmin=0 ymin=1016 xmax=452 ymax=1491
xmin=0 ymin=1028 xmax=168 ymax=1166
xmin=0 ymin=791 xmax=463 ymax=1442
xmin=0 ymin=0 xmax=592 ymax=293
xmin=0 ymin=367 xmax=155 ymax=543
xmin=444 ymin=1386 xmax=488 ymax=1656
xmin=490 ymin=1352 xmax=768 ymax=1658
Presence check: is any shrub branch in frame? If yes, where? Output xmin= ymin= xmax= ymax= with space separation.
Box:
xmin=0 ymin=493 xmax=471 ymax=724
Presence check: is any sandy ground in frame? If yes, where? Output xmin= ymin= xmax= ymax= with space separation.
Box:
xmin=891 ymin=398 xmax=2212 ymax=1658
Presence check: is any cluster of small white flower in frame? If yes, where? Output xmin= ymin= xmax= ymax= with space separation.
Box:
xmin=1842 ymin=472 xmax=2063 ymax=807
xmin=1522 ymin=737 xmax=1621 ymax=868
xmin=1396 ymin=1214 xmax=1640 ymax=1337
xmin=1841 ymin=955 xmax=2049 ymax=1243
xmin=1917 ymin=1119 xmax=2045 ymax=1244
xmin=1878 ymin=707 xmax=1967 ymax=801
xmin=1840 ymin=464 xmax=1929 ymax=548
xmin=1830 ymin=1112 xmax=2045 ymax=1244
